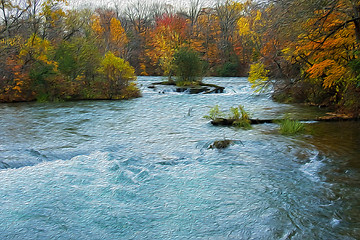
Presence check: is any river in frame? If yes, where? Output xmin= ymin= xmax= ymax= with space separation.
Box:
xmin=0 ymin=76 xmax=359 ymax=239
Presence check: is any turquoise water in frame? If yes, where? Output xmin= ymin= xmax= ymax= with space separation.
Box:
xmin=0 ymin=77 xmax=359 ymax=239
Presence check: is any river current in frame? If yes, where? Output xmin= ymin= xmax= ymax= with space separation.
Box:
xmin=0 ymin=77 xmax=359 ymax=239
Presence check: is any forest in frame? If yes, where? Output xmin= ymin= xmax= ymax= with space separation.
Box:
xmin=0 ymin=0 xmax=359 ymax=116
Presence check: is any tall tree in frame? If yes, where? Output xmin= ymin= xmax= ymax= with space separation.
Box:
xmin=146 ymin=13 xmax=188 ymax=77
xmin=215 ymin=0 xmax=246 ymax=62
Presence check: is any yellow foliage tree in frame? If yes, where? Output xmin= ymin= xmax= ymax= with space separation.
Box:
xmin=191 ymin=13 xmax=221 ymax=67
xmin=91 ymin=16 xmax=105 ymax=37
xmin=248 ymin=62 xmax=270 ymax=92
xmin=146 ymin=14 xmax=188 ymax=77
xmin=110 ymin=18 xmax=128 ymax=56
xmin=41 ymin=0 xmax=68 ymax=27
xmin=18 ymin=34 xmax=58 ymax=70
xmin=98 ymin=51 xmax=138 ymax=99
xmin=237 ymin=9 xmax=263 ymax=62
xmin=91 ymin=14 xmax=128 ymax=57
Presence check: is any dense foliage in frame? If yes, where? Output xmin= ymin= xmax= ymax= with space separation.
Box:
xmin=0 ymin=0 xmax=139 ymax=102
xmin=244 ymin=0 xmax=360 ymax=115
xmin=0 ymin=0 xmax=359 ymax=114
xmin=172 ymin=47 xmax=204 ymax=84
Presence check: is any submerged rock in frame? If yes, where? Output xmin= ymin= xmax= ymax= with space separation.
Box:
xmin=209 ymin=140 xmax=234 ymax=149
xmin=175 ymin=86 xmax=210 ymax=94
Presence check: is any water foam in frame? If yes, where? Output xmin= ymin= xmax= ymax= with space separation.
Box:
xmin=300 ymin=152 xmax=325 ymax=182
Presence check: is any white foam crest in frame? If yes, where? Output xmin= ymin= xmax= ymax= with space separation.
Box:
xmin=331 ymin=218 xmax=341 ymax=227
xmin=300 ymin=152 xmax=325 ymax=182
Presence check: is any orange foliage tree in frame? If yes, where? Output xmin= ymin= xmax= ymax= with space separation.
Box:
xmin=91 ymin=9 xmax=128 ymax=58
xmin=191 ymin=10 xmax=222 ymax=71
xmin=145 ymin=14 xmax=189 ymax=78
xmin=281 ymin=1 xmax=359 ymax=104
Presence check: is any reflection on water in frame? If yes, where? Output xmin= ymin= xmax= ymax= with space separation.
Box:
xmin=0 ymin=76 xmax=359 ymax=239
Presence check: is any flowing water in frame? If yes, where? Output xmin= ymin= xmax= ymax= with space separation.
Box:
xmin=0 ymin=77 xmax=359 ymax=239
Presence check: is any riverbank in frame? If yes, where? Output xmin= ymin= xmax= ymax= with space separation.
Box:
xmin=272 ymin=81 xmax=360 ymax=118
xmin=0 ymin=83 xmax=141 ymax=103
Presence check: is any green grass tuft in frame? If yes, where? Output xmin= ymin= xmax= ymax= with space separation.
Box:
xmin=278 ymin=118 xmax=305 ymax=135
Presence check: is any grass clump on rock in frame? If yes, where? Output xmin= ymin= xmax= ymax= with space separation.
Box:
xmin=203 ymin=105 xmax=224 ymax=120
xmin=229 ymin=105 xmax=251 ymax=129
xmin=204 ymin=105 xmax=252 ymax=129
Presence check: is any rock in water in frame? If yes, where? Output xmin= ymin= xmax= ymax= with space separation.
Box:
xmin=209 ymin=140 xmax=234 ymax=149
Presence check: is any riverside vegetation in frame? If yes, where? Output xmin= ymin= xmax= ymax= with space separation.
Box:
xmin=205 ymin=105 xmax=308 ymax=135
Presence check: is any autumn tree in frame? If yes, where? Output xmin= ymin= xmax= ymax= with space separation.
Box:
xmin=215 ymin=0 xmax=246 ymax=63
xmin=97 ymin=51 xmax=139 ymax=99
xmin=246 ymin=0 xmax=360 ymax=111
xmin=123 ymin=1 xmax=152 ymax=74
xmin=92 ymin=8 xmax=129 ymax=58
xmin=146 ymin=13 xmax=188 ymax=78
xmin=190 ymin=8 xmax=221 ymax=74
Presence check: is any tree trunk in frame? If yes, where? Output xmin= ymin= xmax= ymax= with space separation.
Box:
xmin=352 ymin=1 xmax=360 ymax=43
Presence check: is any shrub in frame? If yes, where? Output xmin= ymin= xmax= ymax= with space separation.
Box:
xmin=173 ymin=47 xmax=203 ymax=84
xmin=29 ymin=62 xmax=62 ymax=102
xmin=204 ymin=105 xmax=252 ymax=129
xmin=349 ymin=56 xmax=360 ymax=87
xmin=98 ymin=51 xmax=138 ymax=99
xmin=120 ymin=82 xmax=142 ymax=99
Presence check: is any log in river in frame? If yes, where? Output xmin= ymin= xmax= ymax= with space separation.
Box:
xmin=211 ymin=113 xmax=359 ymax=126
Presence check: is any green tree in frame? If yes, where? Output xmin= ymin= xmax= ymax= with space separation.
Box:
xmin=173 ymin=47 xmax=203 ymax=84
xmin=55 ymin=38 xmax=101 ymax=82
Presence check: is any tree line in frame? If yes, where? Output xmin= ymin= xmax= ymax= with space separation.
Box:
xmin=0 ymin=0 xmax=359 ymax=115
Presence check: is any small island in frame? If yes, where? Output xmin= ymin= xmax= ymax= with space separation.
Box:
xmin=148 ymin=47 xmax=225 ymax=94
xmin=149 ymin=81 xmax=224 ymax=94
